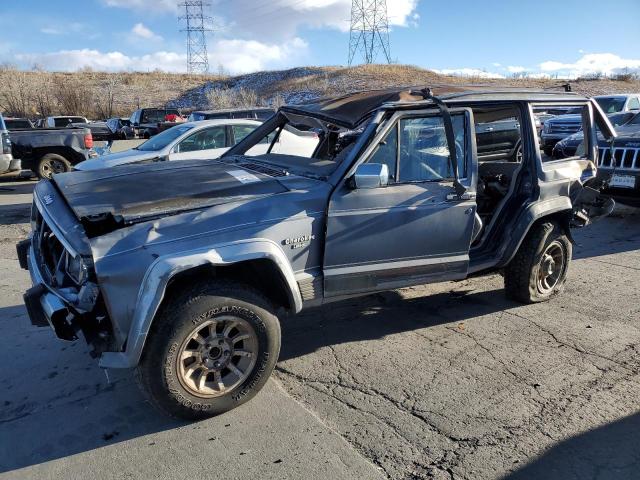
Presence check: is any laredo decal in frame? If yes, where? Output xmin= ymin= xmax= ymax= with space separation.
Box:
xmin=283 ymin=234 xmax=315 ymax=249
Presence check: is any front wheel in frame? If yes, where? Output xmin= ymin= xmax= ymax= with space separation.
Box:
xmin=504 ymin=221 xmax=572 ymax=303
xmin=136 ymin=280 xmax=281 ymax=420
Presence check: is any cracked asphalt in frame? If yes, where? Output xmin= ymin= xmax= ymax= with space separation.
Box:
xmin=1 ymin=178 xmax=639 ymax=479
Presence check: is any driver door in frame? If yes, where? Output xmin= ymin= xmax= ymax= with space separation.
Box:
xmin=169 ymin=126 xmax=229 ymax=161
xmin=323 ymin=108 xmax=478 ymax=297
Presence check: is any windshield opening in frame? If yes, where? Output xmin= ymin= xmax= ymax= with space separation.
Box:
xmin=136 ymin=124 xmax=193 ymax=151
xmin=223 ymin=112 xmax=363 ymax=179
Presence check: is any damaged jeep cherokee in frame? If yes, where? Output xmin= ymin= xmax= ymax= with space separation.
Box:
xmin=17 ymin=86 xmax=615 ymax=419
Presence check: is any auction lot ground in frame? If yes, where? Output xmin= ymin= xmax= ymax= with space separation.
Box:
xmin=1 ymin=178 xmax=639 ymax=480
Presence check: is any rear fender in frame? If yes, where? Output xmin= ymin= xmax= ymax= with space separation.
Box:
xmin=98 ymin=238 xmax=301 ymax=369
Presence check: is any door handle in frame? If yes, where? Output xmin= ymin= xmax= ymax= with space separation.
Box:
xmin=485 ymin=127 xmax=494 ymax=132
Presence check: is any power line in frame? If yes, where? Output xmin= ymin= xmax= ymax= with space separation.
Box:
xmin=348 ymin=0 xmax=391 ymax=66
xmin=179 ymin=1 xmax=213 ymax=74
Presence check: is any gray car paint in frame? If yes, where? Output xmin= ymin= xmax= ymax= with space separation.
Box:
xmin=22 ymin=90 xmax=615 ymax=370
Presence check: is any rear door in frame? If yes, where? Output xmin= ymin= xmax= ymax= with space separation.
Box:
xmin=323 ymin=108 xmax=479 ymax=297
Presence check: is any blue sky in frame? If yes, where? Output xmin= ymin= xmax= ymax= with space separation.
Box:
xmin=0 ymin=0 xmax=638 ymax=78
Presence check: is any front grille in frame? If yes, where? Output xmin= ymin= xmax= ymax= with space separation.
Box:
xmin=31 ymin=205 xmax=71 ymax=286
xmin=597 ymin=147 xmax=640 ymax=171
xmin=548 ymin=123 xmax=582 ymax=135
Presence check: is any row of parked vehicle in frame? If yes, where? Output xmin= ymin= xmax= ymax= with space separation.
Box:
xmin=542 ymin=93 xmax=640 ymax=206
xmin=0 ymin=106 xmax=277 ymax=178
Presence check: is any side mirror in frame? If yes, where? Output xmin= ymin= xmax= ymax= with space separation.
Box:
xmin=351 ymin=163 xmax=389 ymax=189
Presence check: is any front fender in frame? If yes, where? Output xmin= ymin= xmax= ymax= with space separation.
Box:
xmin=99 ymin=238 xmax=301 ymax=369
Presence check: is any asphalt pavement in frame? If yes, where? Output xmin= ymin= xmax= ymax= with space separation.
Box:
xmin=1 ymin=179 xmax=639 ymax=480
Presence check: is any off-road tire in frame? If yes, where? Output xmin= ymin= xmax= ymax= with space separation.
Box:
xmin=504 ymin=221 xmax=572 ymax=303
xmin=135 ymin=280 xmax=281 ymax=420
xmin=37 ymin=153 xmax=72 ymax=179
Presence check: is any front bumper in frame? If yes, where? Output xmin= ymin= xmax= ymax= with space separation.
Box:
xmin=18 ymin=239 xmax=78 ymax=340
xmin=540 ymin=134 xmax=570 ymax=148
xmin=597 ymin=169 xmax=640 ymax=206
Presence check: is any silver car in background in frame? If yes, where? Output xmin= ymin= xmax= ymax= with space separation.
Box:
xmin=75 ymin=119 xmax=318 ymax=171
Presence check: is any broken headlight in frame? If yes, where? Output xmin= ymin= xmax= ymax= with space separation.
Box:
xmin=66 ymin=253 xmax=88 ymax=285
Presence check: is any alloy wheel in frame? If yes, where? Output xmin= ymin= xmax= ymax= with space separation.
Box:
xmin=176 ymin=316 xmax=258 ymax=398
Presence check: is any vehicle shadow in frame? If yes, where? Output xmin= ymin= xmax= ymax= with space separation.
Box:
xmin=0 ymin=203 xmax=31 ymax=225
xmin=0 ymin=303 xmax=185 ymax=474
xmin=0 ymin=286 xmax=511 ymax=473
xmin=0 ymin=180 xmax=36 ymax=195
xmin=503 ymin=412 xmax=640 ymax=480
xmin=278 ymin=287 xmax=516 ymax=362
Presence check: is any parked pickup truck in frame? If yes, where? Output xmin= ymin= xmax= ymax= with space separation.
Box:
xmin=123 ymin=108 xmax=182 ymax=139
xmin=17 ymin=87 xmax=615 ymax=419
xmin=9 ymin=127 xmax=93 ymax=178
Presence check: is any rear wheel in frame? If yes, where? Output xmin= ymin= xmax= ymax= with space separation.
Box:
xmin=504 ymin=221 xmax=571 ymax=303
xmin=136 ymin=280 xmax=281 ymax=420
xmin=37 ymin=153 xmax=71 ymax=179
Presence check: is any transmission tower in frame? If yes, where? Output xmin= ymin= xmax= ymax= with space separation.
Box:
xmin=179 ymin=1 xmax=213 ymax=74
xmin=348 ymin=0 xmax=391 ymax=66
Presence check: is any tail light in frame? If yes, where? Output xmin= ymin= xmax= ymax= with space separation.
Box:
xmin=84 ymin=133 xmax=93 ymax=149
xmin=1 ymin=132 xmax=11 ymax=154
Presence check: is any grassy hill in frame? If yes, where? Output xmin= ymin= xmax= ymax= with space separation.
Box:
xmin=1 ymin=64 xmax=638 ymax=119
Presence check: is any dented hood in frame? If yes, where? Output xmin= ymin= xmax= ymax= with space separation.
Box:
xmin=52 ymin=159 xmax=289 ymax=225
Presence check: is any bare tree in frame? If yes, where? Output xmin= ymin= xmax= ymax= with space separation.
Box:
xmin=33 ymin=75 xmax=55 ymax=118
xmin=94 ymin=73 xmax=123 ymax=119
xmin=54 ymin=76 xmax=92 ymax=117
xmin=0 ymin=70 xmax=32 ymax=117
xmin=270 ymin=93 xmax=286 ymax=108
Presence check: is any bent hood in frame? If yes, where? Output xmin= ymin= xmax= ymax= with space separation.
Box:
xmin=53 ymin=159 xmax=290 ymax=229
xmin=75 ymin=148 xmax=160 ymax=171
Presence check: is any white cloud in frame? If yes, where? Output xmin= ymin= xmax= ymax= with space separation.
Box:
xmin=13 ymin=37 xmax=309 ymax=74
xmin=539 ymin=53 xmax=640 ymax=78
xmin=131 ymin=23 xmax=162 ymax=41
xmin=433 ymin=68 xmax=505 ymax=79
xmin=492 ymin=62 xmax=502 ymax=67
xmin=40 ymin=22 xmax=87 ymax=36
xmin=102 ymin=0 xmax=178 ymax=12
xmin=220 ymin=0 xmax=419 ymax=41
xmin=41 ymin=27 xmax=63 ymax=35
xmin=507 ymin=65 xmax=526 ymax=74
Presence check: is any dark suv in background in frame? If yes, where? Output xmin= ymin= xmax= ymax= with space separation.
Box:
xmin=188 ymin=107 xmax=275 ymax=122
xmin=541 ymin=94 xmax=640 ymax=156
xmin=596 ymin=112 xmax=640 ymax=206
xmin=124 ymin=108 xmax=182 ymax=139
